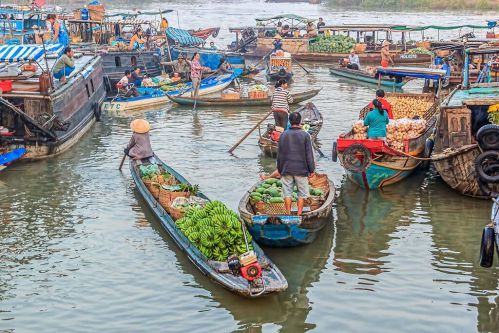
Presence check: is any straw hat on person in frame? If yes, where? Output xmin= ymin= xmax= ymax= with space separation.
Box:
xmin=130 ymin=119 xmax=151 ymax=134
xmin=383 ymin=40 xmax=391 ymax=47
xmin=274 ymin=34 xmax=282 ymax=40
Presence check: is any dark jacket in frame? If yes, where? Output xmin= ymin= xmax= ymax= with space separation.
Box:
xmin=277 ymin=127 xmax=315 ymax=177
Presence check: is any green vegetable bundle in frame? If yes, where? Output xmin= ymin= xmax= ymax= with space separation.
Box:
xmin=251 ymin=178 xmax=324 ymax=204
xmin=407 ymin=47 xmax=432 ymax=55
xmin=309 ymin=35 xmax=356 ymax=54
xmin=176 ymin=201 xmax=254 ymax=261
xmin=139 ymin=164 xmax=160 ymax=178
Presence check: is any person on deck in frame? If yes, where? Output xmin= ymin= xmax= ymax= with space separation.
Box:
xmin=276 ymin=21 xmax=283 ymax=35
xmin=118 ymin=70 xmax=140 ymax=97
xmin=124 ymin=119 xmax=154 ymax=160
xmin=129 ymin=30 xmax=146 ymax=50
xmin=214 ymin=58 xmax=232 ymax=75
xmin=271 ymin=79 xmax=293 ymax=128
xmin=130 ymin=67 xmax=142 ymax=87
xmin=52 ymin=46 xmax=75 ymax=82
xmin=190 ymin=52 xmax=210 ymax=97
xmin=306 ymin=21 xmax=318 ymax=38
xmin=141 ymin=74 xmax=154 ymax=87
xmin=160 ymin=18 xmax=169 ymax=33
xmin=46 ymin=14 xmax=69 ymax=47
xmin=277 ymin=112 xmax=315 ymax=216
xmin=364 ymin=99 xmax=389 ymax=141
xmin=173 ymin=55 xmax=191 ymax=79
xmin=281 ymin=25 xmax=292 ymax=38
xmin=347 ymin=50 xmax=360 ymax=70
xmin=273 ymin=35 xmax=283 ymax=52
xmin=381 ymin=40 xmax=394 ymax=68
xmin=209 ymin=41 xmax=218 ymax=50
xmin=368 ymin=89 xmax=393 ymax=119
xmin=317 ymin=17 xmax=326 ymax=33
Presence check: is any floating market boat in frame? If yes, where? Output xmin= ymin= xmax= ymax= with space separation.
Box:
xmin=258 ymin=103 xmax=322 ymax=157
xmin=0 ymin=6 xmax=46 ymax=43
xmin=102 ymin=70 xmax=242 ymax=112
xmin=0 ymin=147 xmax=26 ymax=172
xmin=189 ymin=27 xmax=220 ymax=40
xmin=432 ymin=47 xmax=499 ymax=198
xmin=238 ymin=174 xmax=335 ymax=247
xmin=167 ymin=88 xmax=320 ymax=107
xmin=329 ymin=66 xmax=407 ymax=88
xmin=130 ymin=155 xmax=288 ymax=297
xmin=0 ymin=44 xmax=106 ymax=160
xmin=266 ymin=52 xmax=293 ymax=82
xmin=332 ymin=68 xmax=445 ymax=189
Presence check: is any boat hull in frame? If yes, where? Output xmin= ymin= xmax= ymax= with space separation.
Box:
xmin=329 ymin=67 xmax=405 ymax=88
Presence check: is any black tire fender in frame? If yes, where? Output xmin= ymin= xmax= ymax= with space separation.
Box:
xmin=92 ymin=102 xmax=101 ymax=122
xmin=332 ymin=141 xmax=338 ymax=162
xmin=480 ymin=225 xmax=495 ymax=268
xmin=341 ymin=143 xmax=371 ymax=173
xmin=475 ymin=150 xmax=499 ymax=183
xmin=477 ymin=124 xmax=499 ymax=151
xmin=212 ymin=29 xmax=219 ymax=38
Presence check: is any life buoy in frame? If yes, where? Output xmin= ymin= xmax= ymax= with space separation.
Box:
xmin=475 ymin=150 xmax=499 ymax=183
xmin=332 ymin=141 xmax=338 ymax=162
xmin=92 ymin=102 xmax=101 ymax=122
xmin=341 ymin=143 xmax=371 ymax=173
xmin=480 ymin=225 xmax=495 ymax=268
xmin=477 ymin=124 xmax=499 ymax=151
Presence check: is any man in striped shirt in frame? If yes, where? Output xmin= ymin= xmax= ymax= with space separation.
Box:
xmin=271 ymin=79 xmax=294 ymax=128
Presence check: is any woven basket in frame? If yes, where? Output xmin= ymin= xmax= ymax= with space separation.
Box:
xmin=143 ymin=180 xmax=161 ymax=198
xmin=253 ymin=201 xmax=265 ymax=214
xmin=309 ymin=174 xmax=329 ymax=192
xmin=158 ymin=190 xmax=190 ymax=208
xmin=307 ymin=196 xmax=324 ymax=211
xmin=166 ymin=206 xmax=185 ymax=221
xmin=261 ymin=202 xmax=299 ymax=215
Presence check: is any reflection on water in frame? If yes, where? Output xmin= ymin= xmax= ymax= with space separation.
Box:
xmin=1 ymin=2 xmax=499 ymax=332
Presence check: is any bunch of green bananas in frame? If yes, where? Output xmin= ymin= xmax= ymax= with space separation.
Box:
xmin=176 ymin=201 xmax=253 ymax=262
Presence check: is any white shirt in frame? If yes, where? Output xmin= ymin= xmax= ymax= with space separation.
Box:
xmin=349 ymin=54 xmax=360 ymax=67
xmin=118 ymin=76 xmax=129 ymax=86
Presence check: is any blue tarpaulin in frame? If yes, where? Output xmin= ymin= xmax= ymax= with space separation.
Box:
xmin=166 ymin=27 xmax=204 ymax=46
xmin=0 ymin=43 xmax=64 ymax=63
xmin=377 ymin=67 xmax=446 ymax=81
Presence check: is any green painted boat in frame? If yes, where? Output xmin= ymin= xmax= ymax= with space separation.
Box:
xmin=329 ymin=67 xmax=407 ymax=88
xmin=166 ymin=89 xmax=321 ymax=107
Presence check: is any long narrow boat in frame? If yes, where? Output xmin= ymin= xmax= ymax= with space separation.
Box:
xmin=329 ymin=66 xmax=407 ymax=88
xmin=0 ymin=148 xmax=26 ymax=172
xmin=238 ymin=174 xmax=335 ymax=247
xmin=167 ymin=89 xmax=321 ymax=107
xmin=130 ymin=155 xmax=288 ymax=297
xmin=102 ymin=70 xmax=242 ymax=112
xmin=0 ymin=44 xmax=106 ymax=160
xmin=258 ymin=103 xmax=323 ymax=157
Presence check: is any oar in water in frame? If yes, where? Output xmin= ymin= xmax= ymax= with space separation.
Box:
xmin=291 ymin=56 xmax=311 ymax=74
xmin=249 ymin=50 xmax=273 ymax=73
xmin=228 ymin=109 xmax=273 ymax=154
xmin=312 ymin=140 xmax=326 ymax=158
xmin=119 ymin=137 xmax=133 ymax=171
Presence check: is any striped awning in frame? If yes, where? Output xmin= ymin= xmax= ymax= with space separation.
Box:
xmin=166 ymin=27 xmax=204 ymax=46
xmin=0 ymin=43 xmax=64 ymax=63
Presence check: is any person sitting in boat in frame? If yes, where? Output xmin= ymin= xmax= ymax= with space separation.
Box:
xmin=141 ymin=74 xmax=154 ymax=87
xmin=160 ymin=18 xmax=169 ymax=33
xmin=131 ymin=67 xmax=143 ymax=87
xmin=173 ymin=56 xmax=191 ymax=80
xmin=209 ymin=41 xmax=218 ymax=50
xmin=306 ymin=21 xmax=318 ymax=38
xmin=273 ymin=35 xmax=283 ymax=52
xmin=118 ymin=70 xmax=141 ymax=97
xmin=271 ymin=79 xmax=293 ymax=128
xmin=364 ymin=99 xmax=389 ymax=142
xmin=46 ymin=13 xmax=69 ymax=47
xmin=276 ymin=21 xmax=284 ymax=35
xmin=214 ymin=59 xmax=232 ymax=75
xmin=368 ymin=89 xmax=393 ymax=119
xmin=347 ymin=50 xmax=361 ymax=70
xmin=317 ymin=18 xmax=326 ymax=33
xmin=281 ymin=25 xmax=292 ymax=38
xmin=124 ymin=119 xmax=154 ymax=160
xmin=129 ymin=30 xmax=146 ymax=50
xmin=52 ymin=46 xmax=75 ymax=82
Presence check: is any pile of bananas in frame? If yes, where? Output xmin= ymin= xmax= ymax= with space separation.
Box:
xmin=176 ymin=201 xmax=253 ymax=262
xmin=385 ymin=96 xmax=433 ymax=120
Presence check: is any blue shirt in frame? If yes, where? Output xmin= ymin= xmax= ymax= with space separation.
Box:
xmin=442 ymin=63 xmax=451 ymax=78
xmin=364 ymin=109 xmax=389 ymax=138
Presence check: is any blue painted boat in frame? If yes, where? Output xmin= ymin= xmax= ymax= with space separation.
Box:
xmin=0 ymin=147 xmax=26 ymax=171
xmin=238 ymin=174 xmax=335 ymax=247
xmin=329 ymin=67 xmax=407 ymax=88
xmin=0 ymin=7 xmax=46 ymax=43
xmin=170 ymin=46 xmax=247 ymax=72
xmin=130 ymin=155 xmax=288 ymax=297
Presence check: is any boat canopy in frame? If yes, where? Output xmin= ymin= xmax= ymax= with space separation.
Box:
xmin=166 ymin=27 xmax=204 ymax=46
xmin=321 ymin=24 xmax=491 ymax=33
xmin=0 ymin=43 xmax=64 ymax=63
xmin=466 ymin=47 xmax=499 ymax=55
xmin=105 ymin=9 xmax=173 ymax=19
xmin=377 ymin=67 xmax=446 ymax=80
xmin=390 ymin=24 xmax=490 ymax=32
xmin=255 ymin=14 xmax=312 ymax=28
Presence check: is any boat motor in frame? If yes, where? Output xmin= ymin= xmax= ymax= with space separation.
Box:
xmin=239 ymin=251 xmax=262 ymax=282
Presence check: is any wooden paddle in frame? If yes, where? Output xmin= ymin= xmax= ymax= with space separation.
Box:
xmin=228 ymin=109 xmax=273 ymax=154
xmin=291 ymin=56 xmax=311 ymax=74
xmin=119 ymin=137 xmax=133 ymax=171
xmin=312 ymin=140 xmax=326 ymax=158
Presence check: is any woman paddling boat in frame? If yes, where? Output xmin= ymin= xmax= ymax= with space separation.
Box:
xmin=124 ymin=119 xmax=154 ymax=160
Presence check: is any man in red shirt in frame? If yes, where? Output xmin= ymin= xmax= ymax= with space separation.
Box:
xmin=368 ymin=89 xmax=393 ymax=119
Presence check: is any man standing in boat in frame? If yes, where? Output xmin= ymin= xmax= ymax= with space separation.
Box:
xmin=381 ymin=40 xmax=394 ymax=68
xmin=368 ymin=89 xmax=393 ymax=119
xmin=277 ymin=112 xmax=315 ymax=216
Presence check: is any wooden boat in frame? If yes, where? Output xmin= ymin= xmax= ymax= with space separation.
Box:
xmin=130 ymin=155 xmax=288 ymax=297
xmin=102 ymin=70 xmax=242 ymax=112
xmin=167 ymin=89 xmax=321 ymax=107
xmin=169 ymin=45 xmax=246 ymax=73
xmin=258 ymin=103 xmax=322 ymax=157
xmin=0 ymin=44 xmax=106 ymax=161
xmin=238 ymin=174 xmax=335 ymax=247
xmin=189 ymin=27 xmax=220 ymax=40
xmin=266 ymin=52 xmax=293 ymax=82
xmin=0 ymin=147 xmax=26 ymax=172
xmin=329 ymin=66 xmax=407 ymax=88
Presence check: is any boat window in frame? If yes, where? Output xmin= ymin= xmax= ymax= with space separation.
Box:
xmin=90 ymin=79 xmax=95 ymax=93
xmin=115 ymin=56 xmax=121 ymax=67
xmin=131 ymin=56 xmax=137 ymax=67
xmin=85 ymin=84 xmax=90 ymax=98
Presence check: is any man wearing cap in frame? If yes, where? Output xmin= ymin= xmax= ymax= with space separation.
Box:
xmin=173 ymin=55 xmax=191 ymax=79
xmin=381 ymin=40 xmax=394 ymax=68
xmin=125 ymin=119 xmax=154 ymax=160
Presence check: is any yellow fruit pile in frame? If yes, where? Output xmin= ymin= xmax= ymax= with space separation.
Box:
xmin=385 ymin=96 xmax=434 ymax=120
xmin=386 ymin=119 xmax=427 ymax=151
xmin=352 ymin=120 xmax=367 ymax=140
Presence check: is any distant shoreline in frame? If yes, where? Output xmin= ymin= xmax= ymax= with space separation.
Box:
xmin=325 ymin=0 xmax=499 ymax=12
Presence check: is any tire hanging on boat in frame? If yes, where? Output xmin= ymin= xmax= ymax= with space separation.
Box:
xmin=92 ymin=102 xmax=101 ymax=122
xmin=341 ymin=143 xmax=371 ymax=173
xmin=476 ymin=124 xmax=499 ymax=151
xmin=331 ymin=141 xmax=338 ymax=162
xmin=475 ymin=150 xmax=499 ymax=183
xmin=480 ymin=224 xmax=495 ymax=268
xmin=421 ymin=137 xmax=434 ymax=170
